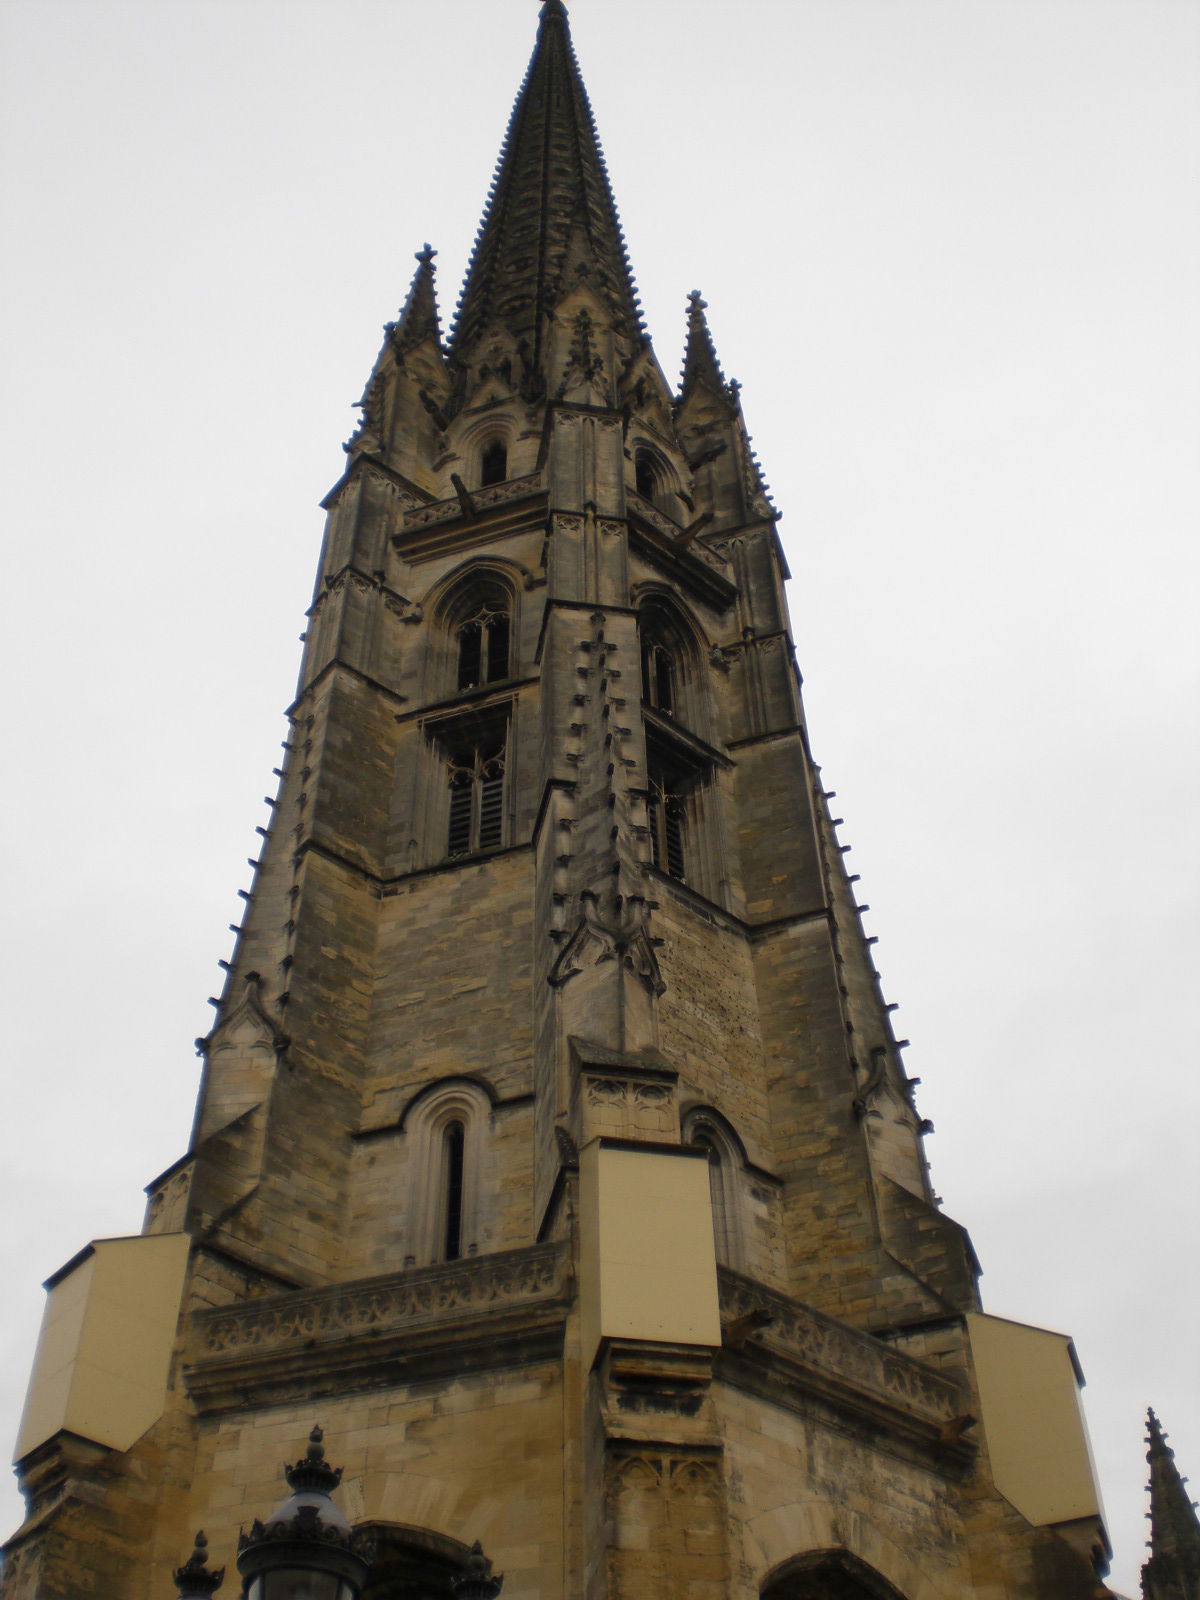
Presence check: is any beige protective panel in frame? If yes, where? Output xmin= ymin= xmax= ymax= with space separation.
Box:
xmin=967 ymin=1311 xmax=1104 ymax=1529
xmin=580 ymin=1140 xmax=721 ymax=1367
xmin=15 ymin=1232 xmax=190 ymax=1461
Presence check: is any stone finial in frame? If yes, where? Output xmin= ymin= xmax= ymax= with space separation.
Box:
xmin=173 ymin=1531 xmax=224 ymax=1597
xmin=284 ymin=1423 xmax=343 ymax=1495
xmin=452 ymin=1540 xmax=505 ymax=1600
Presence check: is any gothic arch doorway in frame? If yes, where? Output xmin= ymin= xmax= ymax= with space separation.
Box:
xmin=359 ymin=1524 xmax=472 ymax=1600
xmin=763 ymin=1548 xmax=909 ymax=1600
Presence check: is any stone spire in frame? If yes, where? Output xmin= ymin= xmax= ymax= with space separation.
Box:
xmin=450 ymin=0 xmax=643 ymax=377
xmin=678 ymin=290 xmax=732 ymax=406
xmin=391 ymin=244 xmax=442 ymax=355
xmin=1143 ymin=1410 xmax=1200 ymax=1600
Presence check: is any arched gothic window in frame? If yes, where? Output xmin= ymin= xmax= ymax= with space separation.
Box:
xmin=456 ymin=599 xmax=510 ymax=690
xmin=480 ymin=438 xmax=508 ymax=487
xmin=684 ymin=1111 xmax=744 ymax=1268
xmin=641 ymin=632 xmax=676 ymax=715
xmin=404 ymin=1081 xmax=491 ymax=1267
xmin=635 ymin=448 xmax=658 ymax=502
xmin=693 ymin=1132 xmax=732 ymax=1263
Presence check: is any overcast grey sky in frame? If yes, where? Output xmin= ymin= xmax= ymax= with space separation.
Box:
xmin=1 ymin=1 xmax=1197 ymax=1593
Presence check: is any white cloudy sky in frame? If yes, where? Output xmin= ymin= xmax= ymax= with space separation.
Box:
xmin=1 ymin=1 xmax=1197 ymax=1593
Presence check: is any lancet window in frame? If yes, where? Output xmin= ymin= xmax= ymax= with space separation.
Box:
xmin=480 ymin=437 xmax=508 ymax=487
xmin=634 ymin=448 xmax=658 ymax=502
xmin=683 ymin=1110 xmax=744 ymax=1268
xmin=404 ymin=1080 xmax=491 ymax=1268
xmin=442 ymin=1120 xmax=466 ymax=1260
xmin=641 ymin=632 xmax=676 ymax=716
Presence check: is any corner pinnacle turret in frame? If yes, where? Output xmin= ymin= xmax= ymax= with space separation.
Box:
xmin=451 ymin=0 xmax=643 ymax=381
xmin=1143 ymin=1410 xmax=1200 ymax=1600
xmin=679 ymin=291 xmax=732 ymax=406
xmin=392 ymin=245 xmax=442 ymax=355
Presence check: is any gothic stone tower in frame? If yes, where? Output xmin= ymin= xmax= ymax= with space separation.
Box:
xmin=3 ymin=6 xmax=1116 ymax=1599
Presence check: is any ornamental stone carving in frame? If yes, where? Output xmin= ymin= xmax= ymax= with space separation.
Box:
xmin=193 ymin=1243 xmax=566 ymax=1361
xmin=717 ymin=1268 xmax=964 ymax=1429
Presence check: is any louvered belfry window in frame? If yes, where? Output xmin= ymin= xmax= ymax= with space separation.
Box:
xmin=457 ymin=602 xmax=510 ymax=691
xmin=647 ymin=769 xmax=687 ymax=881
xmin=446 ymin=744 xmax=506 ymax=857
xmin=446 ymin=736 xmax=507 ymax=858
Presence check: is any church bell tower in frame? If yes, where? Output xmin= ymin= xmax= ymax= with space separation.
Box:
xmin=3 ymin=5 xmax=1117 ymax=1598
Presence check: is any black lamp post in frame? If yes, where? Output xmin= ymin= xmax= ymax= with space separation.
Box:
xmin=235 ymin=1426 xmax=373 ymax=1600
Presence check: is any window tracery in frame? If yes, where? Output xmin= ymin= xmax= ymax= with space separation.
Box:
xmin=456 ymin=599 xmax=510 ymax=690
xmin=446 ymin=732 xmax=506 ymax=858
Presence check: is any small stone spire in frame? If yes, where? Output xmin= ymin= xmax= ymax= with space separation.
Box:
xmin=392 ymin=243 xmax=442 ymax=354
xmin=172 ymin=1531 xmax=224 ymax=1598
xmin=1142 ymin=1409 xmax=1200 ymax=1600
xmin=678 ymin=290 xmax=731 ymax=404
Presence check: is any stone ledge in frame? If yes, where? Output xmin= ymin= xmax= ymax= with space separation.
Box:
xmin=717 ymin=1268 xmax=971 ymax=1447
xmin=185 ymin=1243 xmax=570 ymax=1412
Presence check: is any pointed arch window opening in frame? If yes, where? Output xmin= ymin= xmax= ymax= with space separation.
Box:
xmin=456 ymin=602 xmax=511 ymax=691
xmin=634 ymin=449 xmax=659 ymax=503
xmin=693 ymin=1129 xmax=734 ymax=1264
xmin=480 ymin=438 xmax=508 ymax=487
xmin=641 ymin=636 xmax=676 ymax=716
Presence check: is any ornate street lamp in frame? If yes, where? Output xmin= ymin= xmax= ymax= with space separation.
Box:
xmin=236 ymin=1426 xmax=373 ymax=1600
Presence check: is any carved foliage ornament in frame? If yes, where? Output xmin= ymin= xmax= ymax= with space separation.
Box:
xmin=548 ymin=903 xmax=666 ymax=998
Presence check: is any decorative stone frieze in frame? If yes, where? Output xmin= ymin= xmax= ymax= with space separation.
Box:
xmin=717 ymin=1268 xmax=966 ymax=1433
xmin=402 ymin=470 xmax=545 ymax=531
xmin=192 ymin=1242 xmax=566 ymax=1361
